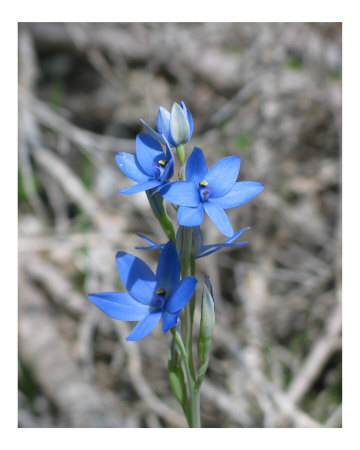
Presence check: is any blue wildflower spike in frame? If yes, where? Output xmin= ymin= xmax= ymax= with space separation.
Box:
xmin=116 ymin=133 xmax=174 ymax=195
xmin=135 ymin=226 xmax=250 ymax=258
xmin=88 ymin=241 xmax=197 ymax=341
xmin=140 ymin=101 xmax=193 ymax=147
xmin=159 ymin=147 xmax=264 ymax=236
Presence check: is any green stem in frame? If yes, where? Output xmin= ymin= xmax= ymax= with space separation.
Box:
xmin=190 ymin=390 xmax=201 ymax=428
xmin=180 ymin=226 xmax=196 ymax=381
xmin=171 ymin=328 xmax=201 ymax=428
xmin=172 ymin=143 xmax=201 ymax=427
xmin=189 ymin=254 xmax=196 ymax=322
xmin=146 ymin=190 xmax=175 ymax=241
xmin=176 ymin=144 xmax=186 ymax=167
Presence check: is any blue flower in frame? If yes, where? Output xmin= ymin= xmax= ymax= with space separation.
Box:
xmin=88 ymin=241 xmax=197 ymax=341
xmin=116 ymin=133 xmax=174 ymax=195
xmin=159 ymin=147 xmax=264 ymax=236
xmin=135 ymin=226 xmax=250 ymax=258
xmin=140 ymin=101 xmax=193 ymax=147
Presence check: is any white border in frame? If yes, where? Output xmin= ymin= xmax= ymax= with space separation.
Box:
xmin=3 ymin=1 xmax=357 ymax=449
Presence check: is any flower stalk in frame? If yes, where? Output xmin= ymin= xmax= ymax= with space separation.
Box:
xmin=146 ymin=189 xmax=175 ymax=241
xmin=87 ymin=99 xmax=263 ymax=428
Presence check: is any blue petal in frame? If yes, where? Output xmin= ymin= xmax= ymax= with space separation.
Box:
xmin=125 ymin=309 xmax=162 ymax=341
xmin=204 ymin=202 xmax=234 ymax=237
xmin=163 ymin=136 xmax=174 ymax=160
xmin=139 ymin=118 xmax=166 ymax=144
xmin=180 ymin=101 xmax=193 ymax=139
xmin=160 ymin=156 xmax=174 ymax=183
xmin=115 ymin=153 xmax=151 ymax=183
xmin=200 ymin=226 xmax=250 ymax=253
xmin=224 ymin=226 xmax=250 ymax=243
xmin=136 ymin=133 xmax=164 ymax=177
xmin=159 ymin=181 xmax=200 ymax=207
xmin=158 ymin=137 xmax=174 ymax=182
xmin=166 ymin=276 xmax=197 ymax=313
xmin=135 ymin=233 xmax=164 ymax=250
xmin=88 ymin=292 xmax=152 ymax=321
xmin=177 ymin=204 xmax=204 ymax=226
xmin=161 ymin=310 xmax=180 ymax=332
xmin=117 ymin=179 xmax=160 ymax=194
xmin=156 ymin=106 xmax=174 ymax=145
xmin=186 ymin=147 xmax=208 ymax=185
xmin=156 ymin=240 xmax=180 ymax=294
xmin=210 ymin=181 xmax=264 ymax=209
xmin=116 ymin=252 xmax=157 ymax=304
xmin=204 ymin=156 xmax=241 ymax=198
xmin=198 ymin=241 xmax=247 ymax=258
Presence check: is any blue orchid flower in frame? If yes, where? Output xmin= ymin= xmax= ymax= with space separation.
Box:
xmin=88 ymin=241 xmax=197 ymax=341
xmin=159 ymin=147 xmax=264 ymax=237
xmin=134 ymin=226 xmax=250 ymax=258
xmin=140 ymin=101 xmax=193 ymax=147
xmin=116 ymin=133 xmax=174 ymax=195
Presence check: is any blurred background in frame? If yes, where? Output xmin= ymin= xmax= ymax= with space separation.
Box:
xmin=18 ymin=22 xmax=341 ymax=428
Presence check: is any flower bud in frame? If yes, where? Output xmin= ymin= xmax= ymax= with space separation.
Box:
xmin=197 ymin=276 xmax=215 ymax=366
xmin=170 ymin=102 xmax=191 ymax=146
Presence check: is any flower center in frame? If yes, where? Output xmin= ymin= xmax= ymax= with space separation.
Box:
xmin=154 ymin=287 xmax=166 ymax=309
xmin=153 ymin=159 xmax=167 ymax=181
xmin=199 ymin=180 xmax=211 ymax=202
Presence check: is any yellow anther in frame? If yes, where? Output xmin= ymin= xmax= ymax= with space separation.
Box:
xmin=158 ymin=159 xmax=166 ymax=166
xmin=156 ymin=288 xmax=165 ymax=294
xmin=200 ymin=180 xmax=208 ymax=186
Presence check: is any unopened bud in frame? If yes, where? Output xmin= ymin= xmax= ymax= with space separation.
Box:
xmin=197 ymin=276 xmax=215 ymax=366
xmin=170 ymin=103 xmax=191 ymax=146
